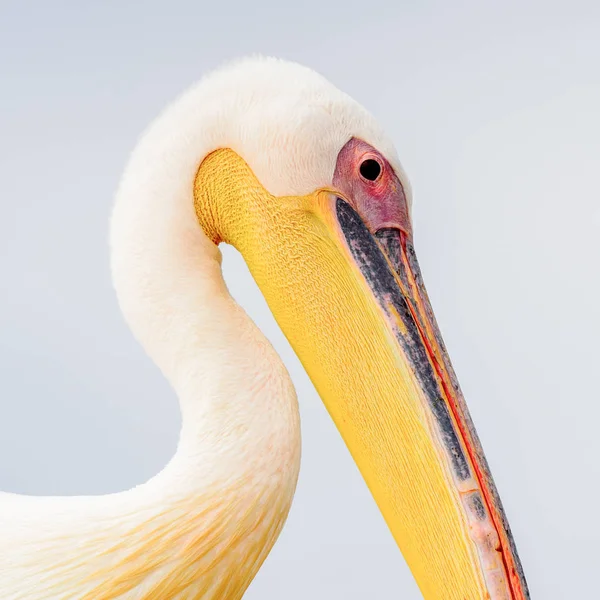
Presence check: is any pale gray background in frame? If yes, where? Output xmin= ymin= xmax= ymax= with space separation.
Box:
xmin=1 ymin=1 xmax=598 ymax=598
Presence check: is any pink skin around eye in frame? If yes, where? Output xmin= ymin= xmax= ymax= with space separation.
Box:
xmin=332 ymin=138 xmax=412 ymax=239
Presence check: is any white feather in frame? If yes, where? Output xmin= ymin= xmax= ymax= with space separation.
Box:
xmin=0 ymin=56 xmax=406 ymax=599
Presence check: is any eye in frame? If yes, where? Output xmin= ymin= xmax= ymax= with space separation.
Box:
xmin=359 ymin=158 xmax=382 ymax=181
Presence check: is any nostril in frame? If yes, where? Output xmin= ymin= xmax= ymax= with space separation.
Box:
xmin=359 ymin=159 xmax=382 ymax=181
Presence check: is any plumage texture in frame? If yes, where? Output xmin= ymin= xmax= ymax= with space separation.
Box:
xmin=0 ymin=57 xmax=404 ymax=598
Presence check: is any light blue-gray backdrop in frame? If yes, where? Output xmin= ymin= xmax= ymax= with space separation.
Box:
xmin=1 ymin=1 xmax=599 ymax=598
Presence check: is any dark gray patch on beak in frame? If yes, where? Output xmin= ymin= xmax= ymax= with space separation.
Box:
xmin=335 ymin=197 xmax=472 ymax=482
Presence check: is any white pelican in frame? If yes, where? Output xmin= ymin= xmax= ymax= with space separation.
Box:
xmin=0 ymin=57 xmax=529 ymax=600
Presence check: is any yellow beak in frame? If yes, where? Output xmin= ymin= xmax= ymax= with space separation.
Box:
xmin=195 ymin=148 xmax=529 ymax=600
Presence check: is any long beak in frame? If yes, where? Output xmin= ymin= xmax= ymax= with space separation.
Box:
xmin=333 ymin=197 xmax=529 ymax=600
xmin=195 ymin=148 xmax=529 ymax=600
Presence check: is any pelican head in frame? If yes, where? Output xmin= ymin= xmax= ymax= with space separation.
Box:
xmin=13 ymin=57 xmax=529 ymax=599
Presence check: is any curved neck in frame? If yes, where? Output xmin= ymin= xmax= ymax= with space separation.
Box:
xmin=104 ymin=93 xmax=302 ymax=598
xmin=110 ymin=113 xmax=300 ymax=480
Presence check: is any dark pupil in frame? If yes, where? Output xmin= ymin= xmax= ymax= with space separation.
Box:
xmin=359 ymin=159 xmax=381 ymax=181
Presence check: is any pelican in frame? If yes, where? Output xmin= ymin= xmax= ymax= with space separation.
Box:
xmin=0 ymin=57 xmax=530 ymax=600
